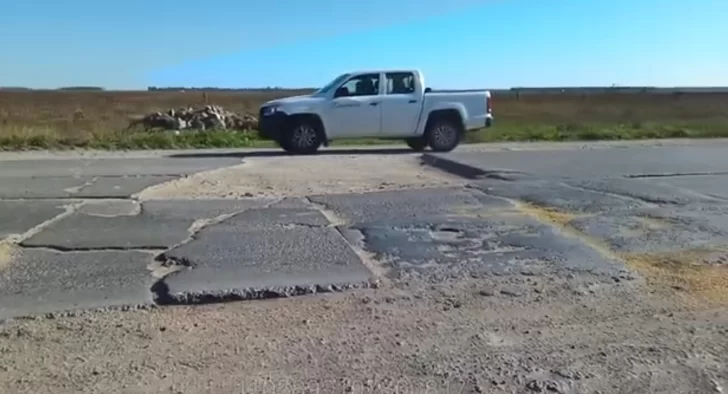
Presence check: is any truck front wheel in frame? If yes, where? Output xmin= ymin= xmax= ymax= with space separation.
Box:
xmin=405 ymin=137 xmax=428 ymax=152
xmin=425 ymin=118 xmax=462 ymax=152
xmin=283 ymin=120 xmax=322 ymax=154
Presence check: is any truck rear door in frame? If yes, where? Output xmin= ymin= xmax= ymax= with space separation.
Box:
xmin=380 ymin=71 xmax=422 ymax=137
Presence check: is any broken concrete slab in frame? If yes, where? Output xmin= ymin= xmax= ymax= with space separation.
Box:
xmin=470 ymin=179 xmax=651 ymax=214
xmin=0 ymin=200 xmax=69 ymax=239
xmin=0 ymin=177 xmax=91 ymax=199
xmin=0 ymin=249 xmax=156 ymax=320
xmin=424 ymin=145 xmax=728 ymax=179
xmin=155 ymin=223 xmax=373 ymax=304
xmin=309 ymin=187 xmax=508 ymax=225
xmin=228 ymin=207 xmax=330 ymax=228
xmin=73 ymin=176 xmax=178 ymax=198
xmin=20 ymin=213 xmax=190 ymax=250
xmin=0 ymin=175 xmax=180 ymax=200
xmin=21 ymin=199 xmax=268 ymax=251
xmin=0 ymin=156 xmax=243 ymax=199
xmin=641 ymin=175 xmax=728 ymax=201
xmin=0 ymin=157 xmax=242 ymax=178
xmin=567 ymin=178 xmax=727 ymax=206
xmin=570 ymin=207 xmax=728 ymax=254
xmin=141 ymin=199 xmax=273 ymax=221
xmin=77 ymin=200 xmax=140 ymax=216
xmin=346 ymin=213 xmax=627 ymax=283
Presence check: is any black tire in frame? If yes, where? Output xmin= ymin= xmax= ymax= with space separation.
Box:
xmin=405 ymin=137 xmax=428 ymax=152
xmin=425 ymin=118 xmax=462 ymax=152
xmin=282 ymin=120 xmax=322 ymax=154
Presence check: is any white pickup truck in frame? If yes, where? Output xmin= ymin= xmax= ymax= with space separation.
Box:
xmin=258 ymin=69 xmax=493 ymax=154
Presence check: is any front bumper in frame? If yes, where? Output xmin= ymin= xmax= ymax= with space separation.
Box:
xmin=257 ymin=109 xmax=287 ymax=141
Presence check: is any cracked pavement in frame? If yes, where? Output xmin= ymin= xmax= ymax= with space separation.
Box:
xmin=2 ymin=142 xmax=728 ymax=321
xmin=2 ymin=142 xmax=728 ymax=394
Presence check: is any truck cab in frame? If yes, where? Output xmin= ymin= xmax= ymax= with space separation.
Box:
xmin=258 ymin=69 xmax=493 ymax=154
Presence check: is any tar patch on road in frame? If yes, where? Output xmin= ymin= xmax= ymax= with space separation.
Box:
xmin=311 ymin=187 xmax=628 ymax=284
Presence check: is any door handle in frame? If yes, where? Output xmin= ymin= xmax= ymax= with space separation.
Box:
xmin=369 ymin=102 xmax=379 ymax=106
xmin=408 ymin=100 xmax=417 ymax=103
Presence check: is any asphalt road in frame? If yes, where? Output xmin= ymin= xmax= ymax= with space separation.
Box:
xmin=3 ymin=140 xmax=728 ymax=320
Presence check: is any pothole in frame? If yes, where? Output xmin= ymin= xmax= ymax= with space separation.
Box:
xmin=148 ymin=256 xmax=193 ymax=279
xmin=430 ymin=226 xmax=465 ymax=242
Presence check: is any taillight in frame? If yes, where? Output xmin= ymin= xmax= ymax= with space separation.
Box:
xmin=486 ymin=92 xmax=492 ymax=113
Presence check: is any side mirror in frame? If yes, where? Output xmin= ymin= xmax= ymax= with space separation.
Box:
xmin=424 ymin=87 xmax=432 ymax=93
xmin=334 ymin=87 xmax=348 ymax=98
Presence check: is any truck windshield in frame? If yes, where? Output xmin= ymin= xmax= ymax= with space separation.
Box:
xmin=312 ymin=74 xmax=350 ymax=96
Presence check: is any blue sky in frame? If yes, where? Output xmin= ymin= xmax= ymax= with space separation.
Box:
xmin=0 ymin=0 xmax=726 ymax=89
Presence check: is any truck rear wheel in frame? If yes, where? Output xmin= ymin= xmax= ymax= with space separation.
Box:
xmin=405 ymin=137 xmax=428 ymax=152
xmin=425 ymin=119 xmax=462 ymax=152
xmin=283 ymin=120 xmax=322 ymax=154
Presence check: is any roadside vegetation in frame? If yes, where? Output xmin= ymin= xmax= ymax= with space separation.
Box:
xmin=1 ymin=89 xmax=727 ymax=150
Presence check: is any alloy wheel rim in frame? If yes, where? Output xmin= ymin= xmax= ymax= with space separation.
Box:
xmin=292 ymin=125 xmax=317 ymax=148
xmin=433 ymin=125 xmax=456 ymax=147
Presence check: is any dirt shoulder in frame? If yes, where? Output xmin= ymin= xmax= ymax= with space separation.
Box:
xmin=1 ymin=276 xmax=726 ymax=394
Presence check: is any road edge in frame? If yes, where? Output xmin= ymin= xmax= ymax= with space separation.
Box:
xmin=419 ymin=153 xmax=487 ymax=179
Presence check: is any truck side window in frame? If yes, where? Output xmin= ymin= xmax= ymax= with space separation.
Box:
xmin=337 ymin=73 xmax=380 ymax=97
xmin=385 ymin=72 xmax=415 ymax=95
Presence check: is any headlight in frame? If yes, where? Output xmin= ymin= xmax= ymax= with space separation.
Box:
xmin=261 ymin=106 xmax=281 ymax=116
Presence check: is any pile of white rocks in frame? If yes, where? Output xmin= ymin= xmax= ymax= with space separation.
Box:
xmin=129 ymin=105 xmax=258 ymax=132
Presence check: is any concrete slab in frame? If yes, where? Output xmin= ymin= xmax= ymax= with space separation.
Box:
xmin=643 ymin=175 xmax=728 ymax=201
xmin=568 ymin=178 xmax=726 ymax=206
xmin=315 ymin=187 xmax=629 ymax=283
xmin=0 ymin=177 xmax=90 ymax=199
xmin=156 ymin=220 xmax=373 ymax=303
xmin=0 ymin=157 xmax=242 ymax=178
xmin=349 ymin=215 xmax=626 ymax=283
xmin=0 ymin=200 xmax=69 ymax=239
xmin=77 ymin=200 xmax=140 ymax=216
xmin=471 ymin=177 xmax=728 ymax=255
xmin=141 ymin=199 xmax=273 ymax=221
xmin=74 ymin=176 xmax=178 ymax=198
xmin=470 ymin=179 xmax=649 ymax=214
xmin=423 ymin=145 xmax=728 ymax=179
xmin=20 ymin=212 xmax=191 ymax=250
xmin=21 ymin=200 xmax=268 ymax=251
xmin=0 ymin=175 xmax=180 ymax=200
xmin=0 ymin=156 xmax=242 ymax=199
xmin=0 ymin=249 xmax=156 ymax=320
xmin=228 ymin=207 xmax=330 ymax=228
xmin=309 ymin=187 xmax=509 ymax=225
xmin=570 ymin=207 xmax=728 ymax=254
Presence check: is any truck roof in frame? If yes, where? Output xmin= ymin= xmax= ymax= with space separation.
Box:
xmin=348 ymin=69 xmax=422 ymax=75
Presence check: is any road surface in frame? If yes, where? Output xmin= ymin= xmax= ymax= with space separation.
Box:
xmin=1 ymin=140 xmax=727 ymax=393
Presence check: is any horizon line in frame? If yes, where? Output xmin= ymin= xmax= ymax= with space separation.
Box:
xmin=4 ymin=85 xmax=728 ymax=92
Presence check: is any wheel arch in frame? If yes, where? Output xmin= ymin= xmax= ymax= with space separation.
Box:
xmin=423 ymin=108 xmax=465 ymax=135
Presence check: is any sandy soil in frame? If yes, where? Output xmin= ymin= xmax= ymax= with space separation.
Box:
xmin=1 ymin=274 xmax=726 ymax=394
xmin=137 ymin=154 xmax=465 ymax=200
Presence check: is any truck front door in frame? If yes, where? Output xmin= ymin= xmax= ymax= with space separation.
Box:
xmin=325 ymin=73 xmax=382 ymax=138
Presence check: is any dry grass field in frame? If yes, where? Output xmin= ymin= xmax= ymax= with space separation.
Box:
xmin=1 ymin=89 xmax=727 ymax=149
